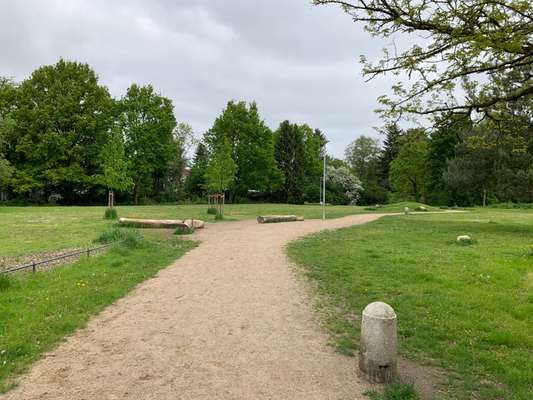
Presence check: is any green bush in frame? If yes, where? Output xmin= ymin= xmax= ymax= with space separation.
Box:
xmin=96 ymin=228 xmax=141 ymax=247
xmin=104 ymin=208 xmax=118 ymax=220
xmin=207 ymin=207 xmax=218 ymax=215
xmin=0 ymin=274 xmax=12 ymax=292
xmin=175 ymin=226 xmax=194 ymax=235
xmin=122 ymin=233 xmax=143 ymax=248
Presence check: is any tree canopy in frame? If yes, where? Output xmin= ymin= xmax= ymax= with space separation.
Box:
xmin=204 ymin=101 xmax=282 ymax=200
xmin=389 ymin=129 xmax=429 ymax=201
xmin=119 ymin=83 xmax=177 ymax=203
xmin=1 ymin=55 xmax=529 ymax=208
xmin=345 ymin=136 xmax=381 ymax=181
xmin=7 ymin=59 xmax=114 ymax=201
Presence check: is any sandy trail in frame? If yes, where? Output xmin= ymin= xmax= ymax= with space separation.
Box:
xmin=2 ymin=214 xmax=384 ymax=400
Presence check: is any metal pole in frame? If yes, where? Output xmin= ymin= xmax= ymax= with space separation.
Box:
xmin=319 ymin=177 xmax=322 ymax=209
xmin=322 ymin=152 xmax=326 ymax=220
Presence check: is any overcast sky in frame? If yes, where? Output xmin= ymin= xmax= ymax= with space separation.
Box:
xmin=0 ymin=0 xmax=396 ymax=157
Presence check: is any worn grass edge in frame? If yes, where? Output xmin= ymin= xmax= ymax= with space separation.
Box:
xmin=0 ymin=238 xmax=197 ymax=393
xmin=284 ymin=215 xmax=446 ymax=400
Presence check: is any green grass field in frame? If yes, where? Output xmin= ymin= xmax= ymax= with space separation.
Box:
xmin=0 ymin=232 xmax=197 ymax=392
xmin=0 ymin=202 xmax=428 ymax=259
xmin=287 ymin=209 xmax=533 ymax=400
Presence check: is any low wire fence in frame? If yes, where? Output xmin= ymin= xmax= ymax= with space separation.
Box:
xmin=2 ymin=238 xmax=138 ymax=275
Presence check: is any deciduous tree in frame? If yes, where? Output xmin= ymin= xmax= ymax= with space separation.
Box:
xmin=314 ymin=1 xmax=533 ymax=118
xmin=389 ymin=129 xmax=429 ymax=201
xmin=345 ymin=136 xmax=388 ymax=204
xmin=204 ymin=139 xmax=237 ymax=216
xmin=426 ymin=115 xmax=470 ymax=204
xmin=204 ymin=101 xmax=282 ymax=200
xmin=95 ymin=127 xmax=133 ymax=208
xmin=7 ymin=59 xmax=114 ymax=201
xmin=301 ymin=126 xmax=327 ymax=202
xmin=120 ymin=84 xmax=177 ymax=204
xmin=0 ymin=81 xmax=15 ymax=199
xmin=162 ymin=122 xmax=194 ymax=201
xmin=327 ymin=165 xmax=363 ymax=205
xmin=345 ymin=136 xmax=381 ymax=180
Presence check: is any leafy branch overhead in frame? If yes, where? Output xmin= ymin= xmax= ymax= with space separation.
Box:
xmin=313 ymin=0 xmax=533 ymax=117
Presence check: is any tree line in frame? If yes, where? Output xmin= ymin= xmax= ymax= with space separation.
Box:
xmin=314 ymin=0 xmax=533 ymax=207
xmin=0 ymin=59 xmax=366 ymax=206
xmin=1 ymin=59 xmax=531 ymax=207
xmin=185 ymin=101 xmax=363 ymax=205
xmin=344 ymin=110 xmax=533 ymax=206
xmin=0 ymin=60 xmax=191 ymax=204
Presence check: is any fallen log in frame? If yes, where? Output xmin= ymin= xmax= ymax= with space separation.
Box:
xmin=184 ymin=219 xmax=205 ymax=229
xmin=257 ymin=215 xmax=304 ymax=224
xmin=118 ymin=217 xmax=196 ymax=229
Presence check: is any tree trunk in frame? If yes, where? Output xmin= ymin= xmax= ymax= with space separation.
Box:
xmin=134 ymin=184 xmax=139 ymax=205
xmin=108 ymin=190 xmax=114 ymax=209
xmin=257 ymin=215 xmax=304 ymax=224
xmin=118 ymin=217 xmax=204 ymax=229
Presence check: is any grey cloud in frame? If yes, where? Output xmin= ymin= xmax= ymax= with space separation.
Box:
xmin=0 ymin=0 xmax=395 ymax=157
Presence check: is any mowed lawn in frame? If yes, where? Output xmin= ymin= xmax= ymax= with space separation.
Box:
xmin=287 ymin=209 xmax=533 ymax=400
xmin=0 ymin=202 xmax=425 ymax=259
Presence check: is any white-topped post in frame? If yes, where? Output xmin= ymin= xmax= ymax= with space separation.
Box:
xmin=358 ymin=301 xmax=398 ymax=383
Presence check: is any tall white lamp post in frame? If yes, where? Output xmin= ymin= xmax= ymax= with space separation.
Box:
xmin=322 ymin=149 xmax=326 ymax=220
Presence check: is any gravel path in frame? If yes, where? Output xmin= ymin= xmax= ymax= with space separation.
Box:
xmin=2 ymin=214 xmax=384 ymax=400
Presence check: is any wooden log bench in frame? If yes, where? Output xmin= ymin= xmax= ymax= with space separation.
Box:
xmin=118 ymin=217 xmax=204 ymax=229
xmin=257 ymin=215 xmax=304 ymax=224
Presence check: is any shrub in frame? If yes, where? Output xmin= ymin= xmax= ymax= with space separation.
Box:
xmin=175 ymin=226 xmax=194 ymax=235
xmin=122 ymin=233 xmax=143 ymax=248
xmin=96 ymin=228 xmax=141 ymax=248
xmin=104 ymin=208 xmax=118 ymax=220
xmin=207 ymin=207 xmax=218 ymax=215
xmin=0 ymin=273 xmax=12 ymax=292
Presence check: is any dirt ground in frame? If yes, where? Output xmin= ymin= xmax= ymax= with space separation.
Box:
xmin=2 ymin=214 xmax=386 ymax=400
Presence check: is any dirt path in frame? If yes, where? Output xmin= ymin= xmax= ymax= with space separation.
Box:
xmin=2 ymin=214 xmax=384 ymax=400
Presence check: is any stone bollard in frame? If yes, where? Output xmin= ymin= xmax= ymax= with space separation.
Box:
xmin=404 ymin=207 xmax=410 ymax=215
xmin=358 ymin=302 xmax=398 ymax=383
xmin=456 ymin=235 xmax=471 ymax=243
